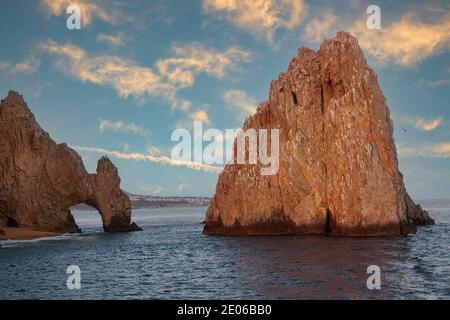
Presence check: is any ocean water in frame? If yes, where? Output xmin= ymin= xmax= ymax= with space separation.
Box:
xmin=0 ymin=200 xmax=449 ymax=300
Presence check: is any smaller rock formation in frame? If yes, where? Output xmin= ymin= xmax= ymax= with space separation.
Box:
xmin=0 ymin=91 xmax=141 ymax=234
xmin=87 ymin=157 xmax=141 ymax=232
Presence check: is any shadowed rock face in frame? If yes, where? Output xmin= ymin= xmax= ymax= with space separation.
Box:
xmin=204 ymin=32 xmax=434 ymax=236
xmin=0 ymin=91 xmax=141 ymax=233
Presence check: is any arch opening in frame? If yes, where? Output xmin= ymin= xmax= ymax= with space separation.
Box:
xmin=70 ymin=203 xmax=103 ymax=230
xmin=7 ymin=217 xmax=18 ymax=227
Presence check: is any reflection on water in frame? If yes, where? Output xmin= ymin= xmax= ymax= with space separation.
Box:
xmin=0 ymin=200 xmax=449 ymax=299
xmin=224 ymin=236 xmax=403 ymax=299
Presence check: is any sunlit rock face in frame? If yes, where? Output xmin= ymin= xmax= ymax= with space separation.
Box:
xmin=0 ymin=91 xmax=141 ymax=233
xmin=204 ymin=32 xmax=434 ymax=236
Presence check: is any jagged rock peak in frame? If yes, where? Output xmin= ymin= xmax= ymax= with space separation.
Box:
xmin=204 ymin=32 xmax=434 ymax=236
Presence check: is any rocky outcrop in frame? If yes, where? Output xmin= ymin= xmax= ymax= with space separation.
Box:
xmin=204 ymin=32 xmax=434 ymax=236
xmin=87 ymin=157 xmax=141 ymax=232
xmin=0 ymin=91 xmax=141 ymax=233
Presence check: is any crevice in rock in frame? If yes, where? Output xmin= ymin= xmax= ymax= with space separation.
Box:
xmin=291 ymin=91 xmax=298 ymax=105
xmin=320 ymin=85 xmax=324 ymax=114
xmin=325 ymin=209 xmax=332 ymax=234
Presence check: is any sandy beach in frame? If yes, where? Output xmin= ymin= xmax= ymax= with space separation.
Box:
xmin=0 ymin=227 xmax=62 ymax=241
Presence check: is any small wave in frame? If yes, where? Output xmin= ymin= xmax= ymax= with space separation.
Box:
xmin=0 ymin=233 xmax=80 ymax=248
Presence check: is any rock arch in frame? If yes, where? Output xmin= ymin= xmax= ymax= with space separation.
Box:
xmin=0 ymin=91 xmax=140 ymax=233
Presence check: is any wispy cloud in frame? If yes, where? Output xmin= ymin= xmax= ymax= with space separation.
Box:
xmin=417 ymin=79 xmax=450 ymax=88
xmin=30 ymin=81 xmax=53 ymax=98
xmin=350 ymin=12 xmax=450 ymax=66
xmin=39 ymin=0 xmax=132 ymax=26
xmin=146 ymin=146 xmax=161 ymax=156
xmin=0 ymin=56 xmax=40 ymax=75
xmin=39 ymin=39 xmax=187 ymax=109
xmin=38 ymin=39 xmax=250 ymax=111
xmin=96 ymin=32 xmax=126 ymax=47
xmin=72 ymin=145 xmax=223 ymax=173
xmin=137 ymin=184 xmax=166 ymax=196
xmin=156 ymin=43 xmax=251 ymax=88
xmin=304 ymin=10 xmax=337 ymax=43
xmin=397 ymin=142 xmax=450 ymax=158
xmin=223 ymin=89 xmax=257 ymax=117
xmin=402 ymin=116 xmax=444 ymax=132
xmin=148 ymin=185 xmax=165 ymax=195
xmin=202 ymin=0 xmax=308 ymax=42
xmin=178 ymin=183 xmax=191 ymax=192
xmin=99 ymin=119 xmax=148 ymax=135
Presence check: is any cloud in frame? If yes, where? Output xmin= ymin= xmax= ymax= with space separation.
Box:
xmin=137 ymin=184 xmax=165 ymax=196
xmin=415 ymin=117 xmax=444 ymax=131
xmin=148 ymin=185 xmax=164 ymax=195
xmin=417 ymin=78 xmax=450 ymax=88
xmin=397 ymin=142 xmax=450 ymax=158
xmin=99 ymin=119 xmax=148 ymax=135
xmin=121 ymin=143 xmax=130 ymax=152
xmin=172 ymin=106 xmax=212 ymax=135
xmin=0 ymin=56 xmax=40 ymax=75
xmin=202 ymin=0 xmax=308 ymax=42
xmin=72 ymin=145 xmax=223 ymax=173
xmin=304 ymin=10 xmax=337 ymax=43
xmin=39 ymin=0 xmax=130 ymax=26
xmin=189 ymin=109 xmax=210 ymax=123
xmin=223 ymin=89 xmax=257 ymax=115
xmin=39 ymin=39 xmax=250 ymax=110
xmin=178 ymin=183 xmax=191 ymax=192
xmin=39 ymin=39 xmax=187 ymax=108
xmin=156 ymin=43 xmax=251 ymax=88
xmin=402 ymin=116 xmax=444 ymax=132
xmin=350 ymin=12 xmax=450 ymax=66
xmin=96 ymin=32 xmax=126 ymax=47
xmin=30 ymin=81 xmax=53 ymax=98
xmin=146 ymin=146 xmax=161 ymax=156
xmin=38 ymin=40 xmax=189 ymax=109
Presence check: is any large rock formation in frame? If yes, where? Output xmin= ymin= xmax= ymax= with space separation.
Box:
xmin=204 ymin=32 xmax=434 ymax=236
xmin=0 ymin=91 xmax=141 ymax=233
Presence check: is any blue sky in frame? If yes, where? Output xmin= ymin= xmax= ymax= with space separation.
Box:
xmin=0 ymin=0 xmax=449 ymax=199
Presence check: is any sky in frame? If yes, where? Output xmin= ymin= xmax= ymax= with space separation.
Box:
xmin=0 ymin=0 xmax=449 ymax=199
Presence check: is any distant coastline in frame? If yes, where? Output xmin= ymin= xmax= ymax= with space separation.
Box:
xmin=72 ymin=193 xmax=211 ymax=210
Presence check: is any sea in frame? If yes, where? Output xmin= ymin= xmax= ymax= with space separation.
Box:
xmin=1 ymin=199 xmax=449 ymax=300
